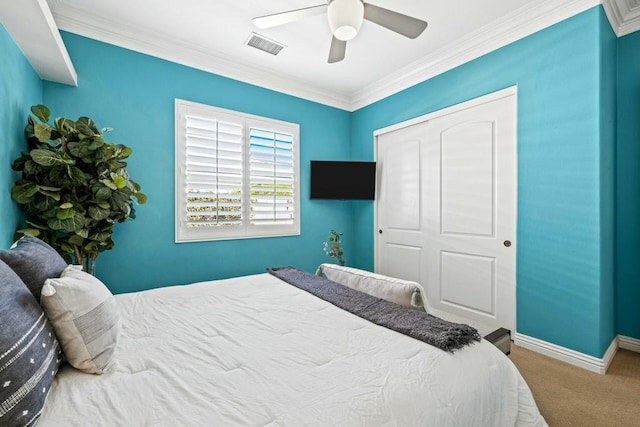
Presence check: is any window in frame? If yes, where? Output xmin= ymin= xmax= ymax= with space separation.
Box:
xmin=175 ymin=99 xmax=300 ymax=242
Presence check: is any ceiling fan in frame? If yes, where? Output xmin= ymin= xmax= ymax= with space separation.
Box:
xmin=252 ymin=0 xmax=428 ymax=63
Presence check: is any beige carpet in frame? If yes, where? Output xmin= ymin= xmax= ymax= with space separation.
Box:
xmin=509 ymin=344 xmax=640 ymax=426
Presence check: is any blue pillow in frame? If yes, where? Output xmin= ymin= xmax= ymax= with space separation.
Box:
xmin=0 ymin=259 xmax=62 ymax=426
xmin=0 ymin=235 xmax=67 ymax=301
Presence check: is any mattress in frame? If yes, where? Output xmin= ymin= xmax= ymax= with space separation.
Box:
xmin=40 ymin=273 xmax=546 ymax=426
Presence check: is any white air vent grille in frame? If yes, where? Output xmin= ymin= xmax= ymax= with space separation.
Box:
xmin=629 ymin=0 xmax=640 ymax=10
xmin=245 ymin=33 xmax=286 ymax=56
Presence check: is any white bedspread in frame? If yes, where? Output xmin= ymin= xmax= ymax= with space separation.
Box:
xmin=40 ymin=273 xmax=546 ymax=426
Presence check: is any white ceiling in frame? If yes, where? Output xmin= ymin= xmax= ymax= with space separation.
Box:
xmin=2 ymin=0 xmax=639 ymax=110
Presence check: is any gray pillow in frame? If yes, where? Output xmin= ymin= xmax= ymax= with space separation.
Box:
xmin=0 ymin=235 xmax=68 ymax=301
xmin=41 ymin=266 xmax=121 ymax=374
xmin=0 ymin=259 xmax=62 ymax=426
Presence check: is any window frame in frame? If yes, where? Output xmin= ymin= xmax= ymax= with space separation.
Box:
xmin=175 ymin=99 xmax=300 ymax=243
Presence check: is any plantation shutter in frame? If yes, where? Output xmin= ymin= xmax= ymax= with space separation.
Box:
xmin=176 ymin=99 xmax=299 ymax=242
xmin=184 ymin=115 xmax=243 ymax=228
xmin=249 ymin=126 xmax=295 ymax=226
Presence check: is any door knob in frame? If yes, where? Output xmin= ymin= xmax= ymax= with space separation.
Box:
xmin=503 ymin=240 xmax=511 ymax=247
xmin=379 ymin=229 xmax=383 ymax=234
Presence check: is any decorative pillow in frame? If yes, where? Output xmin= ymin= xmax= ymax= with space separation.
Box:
xmin=316 ymin=263 xmax=427 ymax=310
xmin=41 ymin=266 xmax=121 ymax=374
xmin=0 ymin=235 xmax=68 ymax=301
xmin=0 ymin=259 xmax=62 ymax=426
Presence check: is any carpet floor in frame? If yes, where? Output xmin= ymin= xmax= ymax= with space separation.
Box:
xmin=509 ymin=344 xmax=640 ymax=426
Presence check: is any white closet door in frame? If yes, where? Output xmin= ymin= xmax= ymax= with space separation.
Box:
xmin=376 ymin=123 xmax=426 ymax=284
xmin=376 ymin=89 xmax=517 ymax=332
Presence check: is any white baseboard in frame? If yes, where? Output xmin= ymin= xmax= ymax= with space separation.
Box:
xmin=619 ymin=335 xmax=640 ymax=353
xmin=514 ymin=333 xmax=619 ymax=375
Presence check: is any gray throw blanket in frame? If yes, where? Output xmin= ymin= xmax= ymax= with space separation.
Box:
xmin=268 ymin=267 xmax=481 ymax=353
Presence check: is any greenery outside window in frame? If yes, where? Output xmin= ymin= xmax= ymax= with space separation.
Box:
xmin=175 ymin=99 xmax=300 ymax=242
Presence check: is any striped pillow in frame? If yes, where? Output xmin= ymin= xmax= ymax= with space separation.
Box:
xmin=41 ymin=266 xmax=121 ymax=374
xmin=0 ymin=260 xmax=61 ymax=426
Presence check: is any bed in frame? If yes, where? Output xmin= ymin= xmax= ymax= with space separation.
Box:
xmin=0 ymin=237 xmax=546 ymax=426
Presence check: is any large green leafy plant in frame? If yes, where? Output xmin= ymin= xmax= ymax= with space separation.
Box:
xmin=11 ymin=105 xmax=147 ymax=274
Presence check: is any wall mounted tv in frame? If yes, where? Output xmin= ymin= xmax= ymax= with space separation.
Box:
xmin=310 ymin=161 xmax=376 ymax=200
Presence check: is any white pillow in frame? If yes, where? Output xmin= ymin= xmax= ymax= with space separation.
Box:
xmin=316 ymin=263 xmax=427 ymax=311
xmin=41 ymin=265 xmax=121 ymax=374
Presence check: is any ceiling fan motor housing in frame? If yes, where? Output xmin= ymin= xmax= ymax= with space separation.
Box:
xmin=327 ymin=0 xmax=364 ymax=41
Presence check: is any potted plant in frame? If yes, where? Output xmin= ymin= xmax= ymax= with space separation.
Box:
xmin=323 ymin=230 xmax=345 ymax=266
xmin=10 ymin=105 xmax=146 ymax=275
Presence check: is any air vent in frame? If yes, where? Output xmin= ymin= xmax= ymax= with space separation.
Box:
xmin=245 ymin=33 xmax=286 ymax=56
xmin=630 ymin=0 xmax=640 ymax=9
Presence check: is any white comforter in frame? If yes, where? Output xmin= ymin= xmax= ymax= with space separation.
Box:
xmin=41 ymin=273 xmax=546 ymax=426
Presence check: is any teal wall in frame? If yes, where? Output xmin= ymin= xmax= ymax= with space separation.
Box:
xmin=0 ymin=25 xmax=43 ymax=248
xmin=617 ymin=30 xmax=640 ymax=339
xmin=42 ymin=32 xmax=353 ymax=294
xmin=351 ymin=7 xmax=615 ymax=357
xmin=598 ymin=10 xmax=618 ymax=353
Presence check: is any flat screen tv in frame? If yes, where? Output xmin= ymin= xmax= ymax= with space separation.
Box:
xmin=310 ymin=161 xmax=376 ymax=200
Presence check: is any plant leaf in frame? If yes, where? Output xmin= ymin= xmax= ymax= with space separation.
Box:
xmin=47 ymin=214 xmax=85 ymax=232
xmin=16 ymin=228 xmax=42 ymax=237
xmin=95 ymin=187 xmax=112 ymax=201
xmin=60 ymin=242 xmax=75 ymax=254
xmin=25 ymin=220 xmax=49 ymax=230
xmin=68 ymin=234 xmax=84 ymax=246
xmin=66 ymin=141 xmax=92 ymax=158
xmin=11 ymin=182 xmax=40 ymax=204
xmin=112 ymin=175 xmax=127 ymax=189
xmin=107 ymin=159 xmax=127 ymax=172
xmin=56 ymin=208 xmax=76 ymax=220
xmin=39 ymin=189 xmax=61 ymax=201
xmin=116 ymin=145 xmax=133 ymax=159
xmin=30 ymin=148 xmax=62 ymax=166
xmin=88 ymin=137 xmax=105 ymax=150
xmin=34 ymin=123 xmax=52 ymax=142
xmin=32 ymin=196 xmax=58 ymax=213
xmin=83 ymin=240 xmax=101 ymax=254
xmin=68 ymin=166 xmax=87 ymax=185
xmin=89 ymin=205 xmax=111 ymax=221
xmin=88 ymin=232 xmax=110 ymax=242
xmin=31 ymin=105 xmax=50 ymax=123
xmin=12 ymin=155 xmax=28 ymax=172
xmin=59 ymin=202 xmax=74 ymax=209
xmin=55 ymin=117 xmax=75 ymax=134
xmin=132 ymin=192 xmax=148 ymax=204
xmin=75 ymin=118 xmax=95 ymax=136
xmin=101 ymin=179 xmax=118 ymax=190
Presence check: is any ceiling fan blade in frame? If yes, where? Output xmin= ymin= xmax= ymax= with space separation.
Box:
xmin=253 ymin=4 xmax=328 ymax=29
xmin=328 ymin=36 xmax=346 ymax=63
xmin=363 ymin=3 xmax=428 ymax=39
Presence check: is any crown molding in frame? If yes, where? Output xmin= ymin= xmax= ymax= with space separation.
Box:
xmin=50 ymin=3 xmax=353 ymax=111
xmin=350 ymin=0 xmax=600 ymax=110
xmin=48 ymin=0 xmax=605 ymax=112
xmin=18 ymin=0 xmax=631 ymax=111
xmin=0 ymin=0 xmax=77 ymax=85
xmin=602 ymin=0 xmax=640 ymax=36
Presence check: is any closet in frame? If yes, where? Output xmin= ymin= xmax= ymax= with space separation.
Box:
xmin=375 ymin=87 xmax=517 ymax=332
